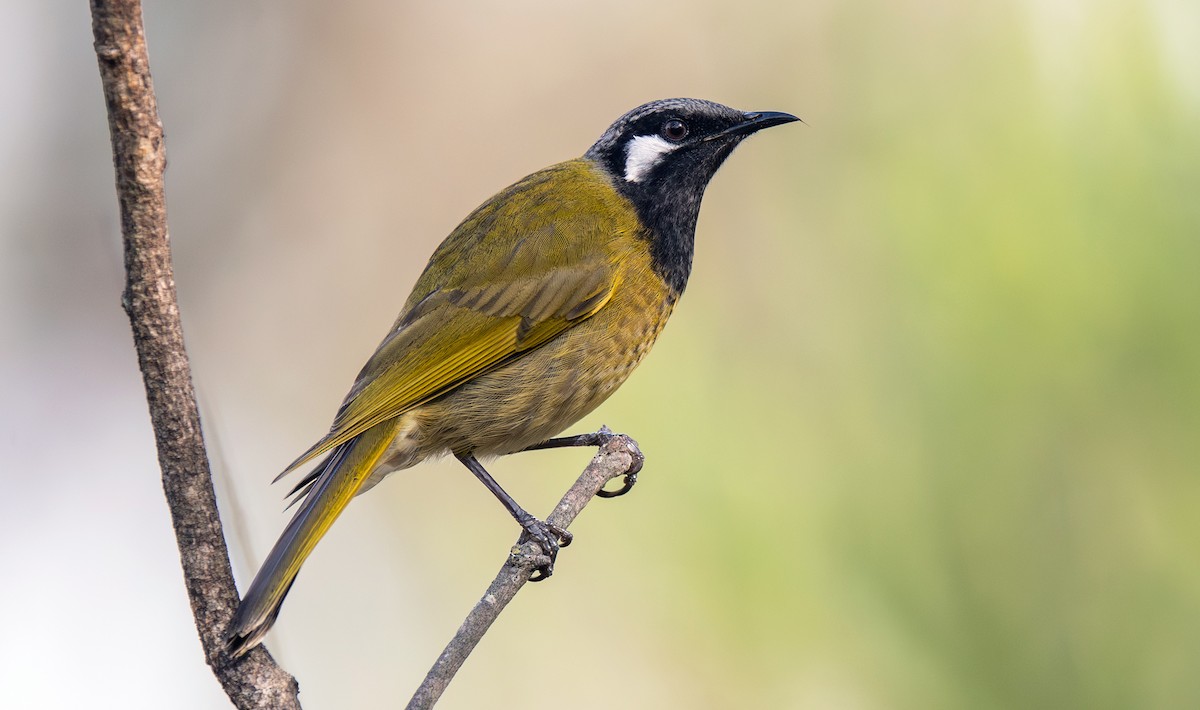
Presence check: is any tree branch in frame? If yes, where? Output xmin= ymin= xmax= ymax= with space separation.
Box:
xmin=90 ymin=1 xmax=301 ymax=707
xmin=406 ymin=431 xmax=644 ymax=709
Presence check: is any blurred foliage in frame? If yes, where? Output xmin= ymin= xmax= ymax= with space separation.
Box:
xmin=577 ymin=2 xmax=1200 ymax=708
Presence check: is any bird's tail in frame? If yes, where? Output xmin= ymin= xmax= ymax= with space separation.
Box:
xmin=225 ymin=420 xmax=398 ymax=657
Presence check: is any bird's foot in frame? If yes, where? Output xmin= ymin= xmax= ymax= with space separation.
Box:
xmin=522 ymin=426 xmax=641 ymax=499
xmin=515 ymin=512 xmax=573 ymax=582
xmin=597 ymin=468 xmax=638 ymax=498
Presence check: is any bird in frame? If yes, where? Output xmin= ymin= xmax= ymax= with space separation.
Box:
xmin=225 ymin=98 xmax=798 ymax=657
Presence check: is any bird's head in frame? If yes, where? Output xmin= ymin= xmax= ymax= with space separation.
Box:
xmin=584 ymin=98 xmax=799 ymax=293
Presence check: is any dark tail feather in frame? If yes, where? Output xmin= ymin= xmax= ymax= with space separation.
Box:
xmin=224 ymin=422 xmax=397 ymax=657
xmin=225 ymin=578 xmax=295 ymax=658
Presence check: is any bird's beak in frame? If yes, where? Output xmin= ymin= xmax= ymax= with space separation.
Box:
xmin=714 ymin=111 xmax=802 ymax=139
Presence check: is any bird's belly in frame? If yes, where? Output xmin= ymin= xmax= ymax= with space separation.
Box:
xmin=410 ymin=291 xmax=675 ymax=457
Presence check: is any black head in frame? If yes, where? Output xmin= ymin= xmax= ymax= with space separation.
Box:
xmin=584 ymin=98 xmax=799 ymax=294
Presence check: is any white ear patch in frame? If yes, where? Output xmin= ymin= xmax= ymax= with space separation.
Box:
xmin=623 ymin=134 xmax=678 ymax=183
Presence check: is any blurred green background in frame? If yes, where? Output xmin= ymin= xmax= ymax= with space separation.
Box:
xmin=3 ymin=0 xmax=1199 ymax=708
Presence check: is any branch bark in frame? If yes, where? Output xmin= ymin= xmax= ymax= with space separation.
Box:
xmin=90 ymin=1 xmax=301 ymax=707
xmin=406 ymin=431 xmax=644 ymax=710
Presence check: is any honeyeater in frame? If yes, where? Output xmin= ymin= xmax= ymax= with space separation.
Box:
xmin=225 ymin=98 xmax=798 ymax=656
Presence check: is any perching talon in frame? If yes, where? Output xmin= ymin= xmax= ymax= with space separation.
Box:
xmin=597 ymin=470 xmax=638 ymax=498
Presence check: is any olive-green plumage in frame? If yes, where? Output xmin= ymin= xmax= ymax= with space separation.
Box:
xmin=226 ymin=98 xmax=798 ymax=656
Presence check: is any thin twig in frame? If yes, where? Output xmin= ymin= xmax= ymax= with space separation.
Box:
xmin=90 ymin=1 xmax=301 ymax=706
xmin=406 ymin=431 xmax=645 ymax=709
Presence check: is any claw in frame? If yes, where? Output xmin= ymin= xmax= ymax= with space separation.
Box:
xmin=515 ymin=513 xmax=573 ymax=581
xmin=596 ymin=470 xmax=638 ymax=498
xmin=552 ymin=523 xmax=573 ymax=547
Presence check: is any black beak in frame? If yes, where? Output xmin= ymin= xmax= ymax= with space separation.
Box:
xmin=715 ymin=111 xmax=801 ymax=139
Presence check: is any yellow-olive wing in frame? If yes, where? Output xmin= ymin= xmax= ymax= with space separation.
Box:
xmin=279 ymin=160 xmax=636 ymax=476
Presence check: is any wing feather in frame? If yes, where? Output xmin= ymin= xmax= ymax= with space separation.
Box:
xmin=281 ymin=266 xmax=617 ymax=474
xmin=278 ymin=159 xmax=634 ymax=477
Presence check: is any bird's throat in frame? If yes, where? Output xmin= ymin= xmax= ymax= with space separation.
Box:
xmin=625 ymin=181 xmax=703 ymax=297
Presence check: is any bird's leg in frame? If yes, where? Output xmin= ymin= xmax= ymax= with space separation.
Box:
xmin=456 ymin=453 xmax=573 ymax=581
xmin=520 ymin=426 xmax=638 ymax=498
xmin=521 ymin=431 xmax=610 ymax=450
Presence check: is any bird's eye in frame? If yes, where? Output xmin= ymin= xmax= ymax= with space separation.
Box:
xmin=660 ymin=118 xmax=689 ymax=142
